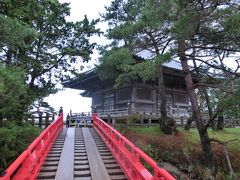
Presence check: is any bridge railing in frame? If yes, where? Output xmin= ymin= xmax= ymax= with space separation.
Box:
xmin=96 ymin=107 xmax=190 ymax=119
xmin=93 ymin=113 xmax=175 ymax=180
xmin=0 ymin=113 xmax=63 ymax=180
xmin=68 ymin=112 xmax=92 ymax=127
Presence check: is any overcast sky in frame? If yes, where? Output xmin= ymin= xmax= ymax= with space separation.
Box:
xmin=45 ymin=0 xmax=112 ymax=116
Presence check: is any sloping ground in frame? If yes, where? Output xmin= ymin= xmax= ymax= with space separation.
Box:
xmin=121 ymin=126 xmax=240 ymax=179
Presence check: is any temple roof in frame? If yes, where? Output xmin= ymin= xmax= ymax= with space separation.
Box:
xmin=163 ymin=60 xmax=183 ymax=70
xmin=62 ymin=60 xmax=187 ymax=93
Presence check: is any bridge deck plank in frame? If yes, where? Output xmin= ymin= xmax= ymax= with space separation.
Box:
xmin=82 ymin=127 xmax=111 ymax=180
xmin=55 ymin=128 xmax=75 ymax=180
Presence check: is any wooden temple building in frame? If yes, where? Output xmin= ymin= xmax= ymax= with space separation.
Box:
xmin=63 ymin=60 xmax=192 ymax=121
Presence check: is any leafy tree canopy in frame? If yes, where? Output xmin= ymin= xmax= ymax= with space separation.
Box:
xmin=0 ymin=0 xmax=100 ymax=120
xmin=0 ymin=65 xmax=28 ymax=121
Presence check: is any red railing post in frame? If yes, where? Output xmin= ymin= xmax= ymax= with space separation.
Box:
xmin=93 ymin=112 xmax=97 ymax=127
xmin=132 ymin=149 xmax=139 ymax=163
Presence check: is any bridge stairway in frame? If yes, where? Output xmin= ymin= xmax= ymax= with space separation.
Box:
xmin=89 ymin=128 xmax=127 ymax=180
xmin=37 ymin=127 xmax=127 ymax=180
xmin=37 ymin=128 xmax=67 ymax=179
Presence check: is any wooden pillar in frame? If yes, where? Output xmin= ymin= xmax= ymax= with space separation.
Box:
xmin=31 ymin=115 xmax=35 ymax=126
xmin=38 ymin=112 xmax=42 ymax=128
xmin=127 ymin=103 xmax=131 ymax=115
xmin=177 ymin=105 xmax=179 ymax=116
xmin=233 ymin=118 xmax=236 ymax=128
xmin=152 ymin=89 xmax=157 ymax=113
xmin=140 ymin=115 xmax=144 ymax=124
xmin=172 ymin=89 xmax=175 ymax=108
xmin=181 ymin=116 xmax=184 ymax=127
xmin=131 ymin=86 xmax=136 ymax=112
xmin=148 ymin=118 xmax=152 ymax=125
xmin=114 ymin=90 xmax=117 ymax=110
xmin=45 ymin=112 xmax=49 ymax=128
xmin=52 ymin=113 xmax=55 ymax=122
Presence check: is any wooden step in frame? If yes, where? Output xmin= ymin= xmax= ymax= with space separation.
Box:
xmin=102 ymin=156 xmax=115 ymax=160
xmin=45 ymin=157 xmax=60 ymax=161
xmin=43 ymin=161 xmax=59 ymax=166
xmin=105 ymin=163 xmax=121 ymax=169
xmin=75 ymin=149 xmax=87 ymax=153
xmin=75 ymin=152 xmax=87 ymax=156
xmin=74 ymin=177 xmax=91 ymax=180
xmin=37 ymin=171 xmax=56 ymax=179
xmin=47 ymin=154 xmax=61 ymax=158
xmin=74 ymin=156 xmax=88 ymax=161
xmin=110 ymin=174 xmax=128 ymax=180
xmin=74 ymin=160 xmax=89 ymax=165
xmin=74 ymin=165 xmax=90 ymax=171
xmin=40 ymin=166 xmax=58 ymax=172
xmin=103 ymin=159 xmax=117 ymax=164
xmin=74 ymin=170 xmax=91 ymax=177
xmin=108 ymin=168 xmax=124 ymax=175
xmin=100 ymin=152 xmax=112 ymax=156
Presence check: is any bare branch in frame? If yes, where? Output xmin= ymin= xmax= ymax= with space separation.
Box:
xmin=203 ymin=110 xmax=221 ymax=131
xmin=209 ymin=138 xmax=239 ymax=178
xmin=209 ymin=138 xmax=239 ymax=145
xmin=194 ymin=83 xmax=219 ymax=89
xmin=186 ymin=45 xmax=240 ymax=53
xmin=190 ymin=57 xmax=240 ymax=78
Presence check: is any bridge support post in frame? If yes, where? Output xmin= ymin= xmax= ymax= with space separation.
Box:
xmin=38 ymin=112 xmax=42 ymax=128
xmin=45 ymin=112 xmax=49 ymax=128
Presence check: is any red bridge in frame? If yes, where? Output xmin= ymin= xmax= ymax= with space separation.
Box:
xmin=0 ymin=113 xmax=175 ymax=180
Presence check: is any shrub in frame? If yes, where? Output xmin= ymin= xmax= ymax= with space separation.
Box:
xmin=0 ymin=121 xmax=42 ymax=175
xmin=123 ymin=128 xmax=240 ymax=179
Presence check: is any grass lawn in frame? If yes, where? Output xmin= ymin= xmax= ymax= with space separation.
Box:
xmin=127 ymin=125 xmax=163 ymax=136
xmin=178 ymin=128 xmax=240 ymax=151
xmin=124 ymin=126 xmax=240 ymax=150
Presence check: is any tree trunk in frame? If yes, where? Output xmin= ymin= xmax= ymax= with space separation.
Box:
xmin=217 ymin=115 xmax=224 ymax=130
xmin=192 ymin=55 xmax=215 ymax=130
xmin=184 ymin=115 xmax=193 ymax=130
xmin=158 ymin=64 xmax=175 ymax=134
xmin=159 ymin=65 xmax=167 ymax=119
xmin=179 ymin=40 xmax=215 ymax=170
xmin=0 ymin=115 xmax=3 ymax=127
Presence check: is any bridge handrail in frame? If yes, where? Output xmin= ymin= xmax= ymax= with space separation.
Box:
xmin=0 ymin=113 xmax=63 ymax=180
xmin=93 ymin=113 xmax=175 ymax=180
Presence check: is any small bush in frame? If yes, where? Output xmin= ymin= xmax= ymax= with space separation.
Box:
xmin=0 ymin=121 xmax=42 ymax=175
xmin=127 ymin=113 xmax=141 ymax=124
